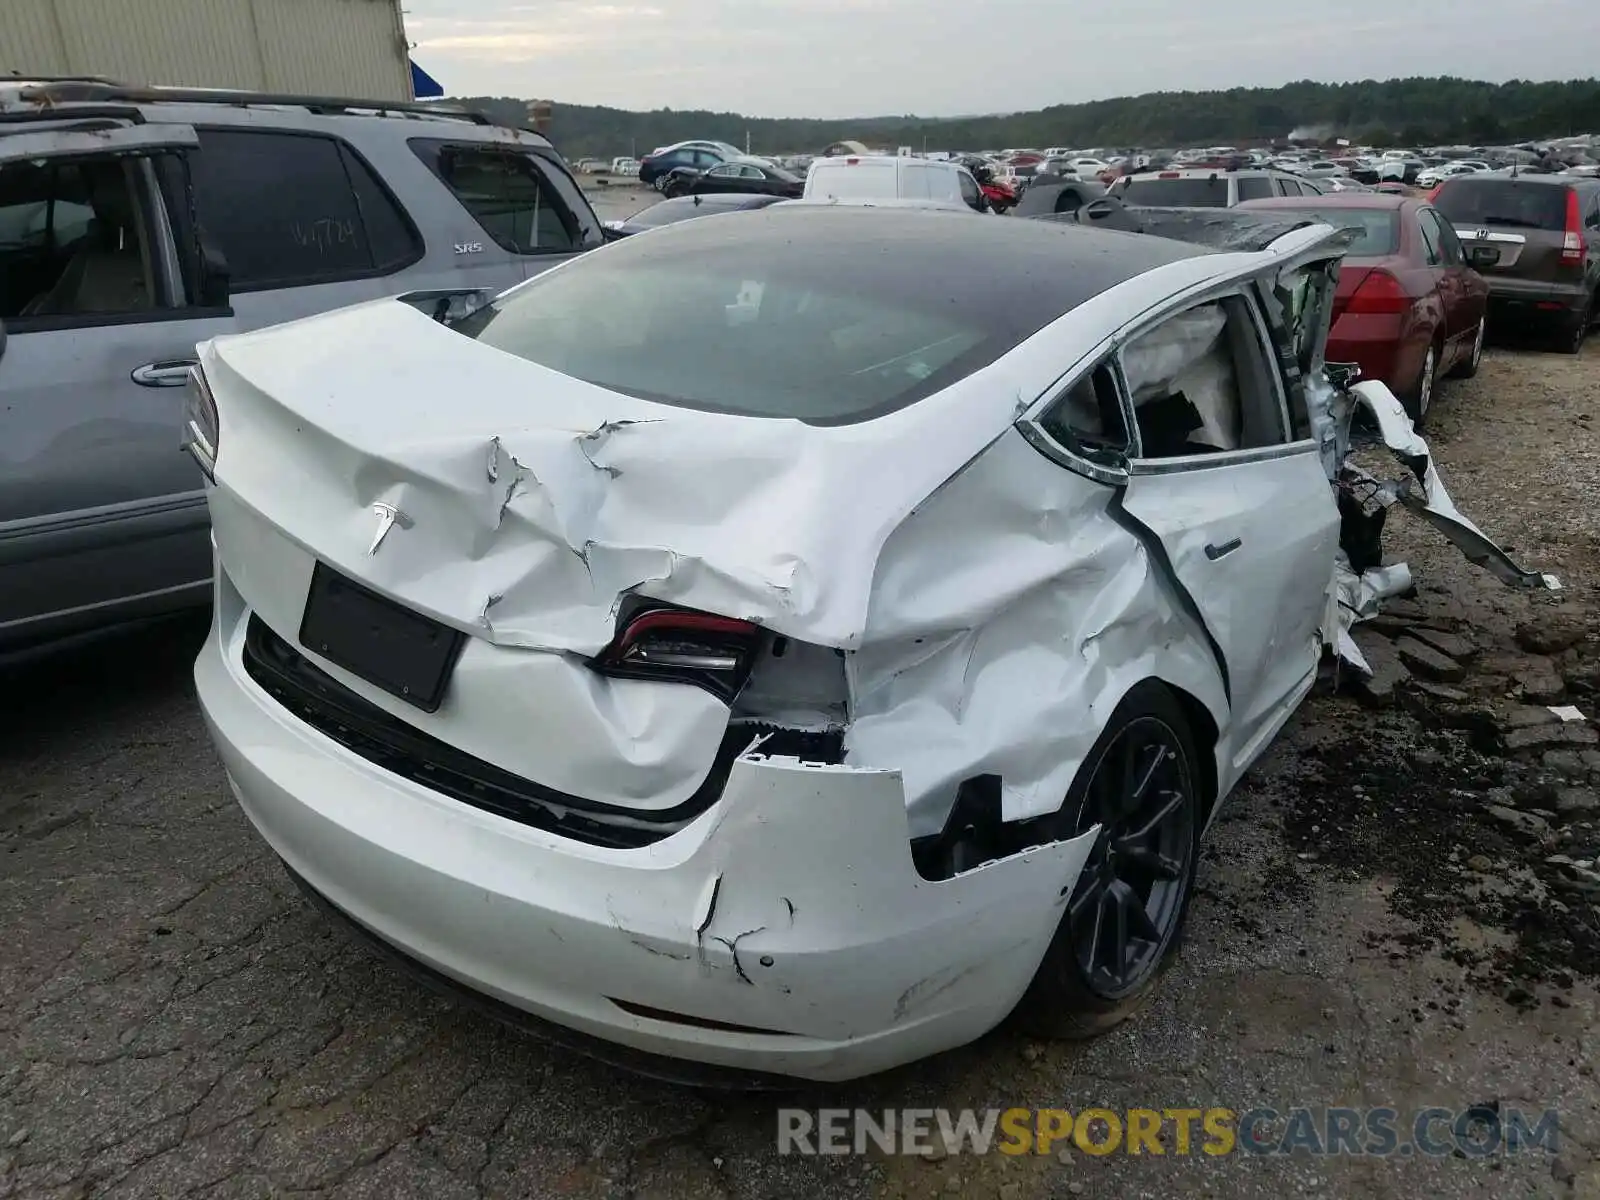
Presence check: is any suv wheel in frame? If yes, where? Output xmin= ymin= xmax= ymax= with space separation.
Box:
xmin=1012 ymin=682 xmax=1202 ymax=1040
xmin=1447 ymin=316 xmax=1486 ymax=380
xmin=1557 ymin=294 xmax=1593 ymax=355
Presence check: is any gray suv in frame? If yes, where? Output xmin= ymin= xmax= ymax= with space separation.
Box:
xmin=1107 ymin=168 xmax=1326 ymax=207
xmin=0 ymin=79 xmax=606 ymax=654
xmin=1432 ymin=173 xmax=1600 ymax=353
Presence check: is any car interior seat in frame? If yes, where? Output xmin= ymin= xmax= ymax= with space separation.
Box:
xmin=24 ymin=163 xmax=154 ymax=317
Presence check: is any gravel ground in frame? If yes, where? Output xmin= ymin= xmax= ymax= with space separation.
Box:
xmin=2 ymin=336 xmax=1598 ymax=1200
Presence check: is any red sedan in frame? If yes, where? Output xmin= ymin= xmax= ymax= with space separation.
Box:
xmin=1236 ymin=194 xmax=1489 ymax=425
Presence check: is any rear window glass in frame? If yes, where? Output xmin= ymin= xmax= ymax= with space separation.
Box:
xmin=1261 ymin=207 xmax=1398 ymax=255
xmin=1114 ymin=177 xmax=1231 ymax=207
xmin=454 ymin=222 xmax=1031 ymax=423
xmin=1433 ymin=180 xmax=1571 ymax=230
xmin=807 ymin=163 xmax=899 ymax=199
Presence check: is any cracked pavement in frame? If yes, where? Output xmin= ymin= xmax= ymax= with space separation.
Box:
xmin=4 ymin=341 xmax=1600 ymax=1199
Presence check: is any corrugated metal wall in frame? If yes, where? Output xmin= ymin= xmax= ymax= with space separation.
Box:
xmin=0 ymin=0 xmax=413 ymax=100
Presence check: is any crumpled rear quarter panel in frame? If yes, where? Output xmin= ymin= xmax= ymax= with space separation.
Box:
xmin=848 ymin=429 xmax=1229 ymax=835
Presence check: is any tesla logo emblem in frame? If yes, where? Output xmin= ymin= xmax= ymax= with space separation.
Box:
xmin=1476 ymin=229 xmax=1490 ymax=240
xmin=367 ymin=503 xmax=409 ymax=555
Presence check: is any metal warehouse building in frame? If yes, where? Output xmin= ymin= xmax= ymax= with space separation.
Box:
xmin=1 ymin=0 xmax=418 ymax=100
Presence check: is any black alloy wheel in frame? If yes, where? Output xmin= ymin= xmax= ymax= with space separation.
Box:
xmin=1013 ymin=683 xmax=1202 ymax=1039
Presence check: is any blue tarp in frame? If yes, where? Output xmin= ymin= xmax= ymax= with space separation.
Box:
xmin=410 ymin=59 xmax=444 ymax=99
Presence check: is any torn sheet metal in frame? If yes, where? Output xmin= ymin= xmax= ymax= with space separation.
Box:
xmin=1347 ymin=381 xmax=1561 ymax=592
xmin=844 ymin=430 xmax=1230 ymax=832
xmin=1323 ymin=379 xmax=1559 ymax=671
xmin=201 ymin=299 xmax=1052 ymax=659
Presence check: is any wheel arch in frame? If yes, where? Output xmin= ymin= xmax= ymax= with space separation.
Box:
xmin=1139 ymin=678 xmax=1222 ymax=825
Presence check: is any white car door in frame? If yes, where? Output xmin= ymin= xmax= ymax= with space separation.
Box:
xmin=1112 ymin=289 xmax=1340 ymax=774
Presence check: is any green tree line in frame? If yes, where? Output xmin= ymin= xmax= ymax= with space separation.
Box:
xmin=450 ymin=76 xmax=1600 ymax=159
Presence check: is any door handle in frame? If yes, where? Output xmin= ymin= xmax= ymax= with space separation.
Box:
xmin=131 ymin=359 xmax=197 ymax=387
xmin=1205 ymin=537 xmax=1242 ymax=561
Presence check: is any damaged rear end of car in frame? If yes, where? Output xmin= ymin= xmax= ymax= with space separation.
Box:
xmin=192 ymin=204 xmax=1555 ymax=1084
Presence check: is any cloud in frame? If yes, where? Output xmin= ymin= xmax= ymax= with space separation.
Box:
xmin=402 ymin=0 xmax=1600 ymax=117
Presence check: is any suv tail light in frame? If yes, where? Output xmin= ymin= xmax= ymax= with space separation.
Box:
xmin=1344 ymin=269 xmax=1410 ymax=315
xmin=590 ymin=606 xmax=761 ymax=702
xmin=1561 ymin=187 xmax=1585 ymax=266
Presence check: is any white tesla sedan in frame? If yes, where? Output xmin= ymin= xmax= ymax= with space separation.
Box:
xmin=190 ymin=205 xmax=1547 ymax=1084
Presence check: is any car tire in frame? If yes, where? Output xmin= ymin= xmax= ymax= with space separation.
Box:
xmin=1447 ymin=315 xmax=1486 ymax=380
xmin=1404 ymin=343 xmax=1439 ymax=428
xmin=1557 ymin=294 xmax=1594 ymax=355
xmin=1011 ymin=681 xmax=1204 ymax=1040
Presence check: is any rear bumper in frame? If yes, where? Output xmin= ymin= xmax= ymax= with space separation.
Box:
xmin=195 ymin=572 xmax=1097 ymax=1083
xmin=1483 ymin=275 xmax=1590 ymax=314
xmin=1326 ymin=313 xmax=1416 ymax=395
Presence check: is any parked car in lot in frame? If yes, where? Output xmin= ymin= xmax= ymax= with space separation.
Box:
xmin=639 ymin=144 xmax=730 ymax=190
xmin=1293 ymin=160 xmax=1349 ymax=181
xmin=1108 ymin=168 xmax=1324 ymax=207
xmin=802 ymin=155 xmax=989 ymax=212
xmin=662 ymin=159 xmax=804 ymax=200
xmin=0 ymin=79 xmax=606 ymax=656
xmin=603 ymin=192 xmax=788 ymax=236
xmin=1238 ymin=195 xmax=1488 ymax=424
xmin=190 ymin=202 xmax=1546 ymax=1084
xmin=1432 ymin=174 xmax=1600 ymax=352
xmin=1416 ymin=161 xmax=1483 ymax=188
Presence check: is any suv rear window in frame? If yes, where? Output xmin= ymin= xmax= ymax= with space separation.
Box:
xmin=1433 ymin=179 xmax=1572 ymax=230
xmin=412 ymin=143 xmax=583 ymax=254
xmin=455 ymin=215 xmax=1029 ymax=423
xmin=189 ymin=129 xmax=421 ymax=290
xmin=1114 ymin=177 xmax=1231 ymax=206
xmin=807 ymin=163 xmax=900 ymax=199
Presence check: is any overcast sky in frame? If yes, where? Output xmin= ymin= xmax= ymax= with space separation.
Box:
xmin=404 ymin=0 xmax=1599 ymax=118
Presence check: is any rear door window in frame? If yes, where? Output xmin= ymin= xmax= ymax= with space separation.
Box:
xmin=412 ymin=142 xmax=585 ymax=255
xmin=1236 ymin=176 xmax=1274 ymax=201
xmin=1417 ymin=210 xmax=1443 ymax=264
xmin=1423 ymin=209 xmax=1463 ymax=264
xmin=189 ymin=129 xmax=421 ymax=291
xmin=1433 ymin=180 xmax=1572 ymax=230
xmin=958 ymin=170 xmax=982 ymax=209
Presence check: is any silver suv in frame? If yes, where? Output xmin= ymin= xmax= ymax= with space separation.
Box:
xmin=0 ymin=79 xmax=606 ymax=654
xmin=1108 ymin=168 xmax=1327 ymax=207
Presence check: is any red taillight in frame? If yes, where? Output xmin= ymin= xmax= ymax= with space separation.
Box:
xmin=591 ymin=606 xmax=760 ymax=701
xmin=1158 ymin=171 xmax=1180 ymax=178
xmin=846 ymin=157 xmax=859 ymax=165
xmin=1344 ymin=269 xmax=1410 ymax=315
xmin=1561 ymin=188 xmax=1585 ymax=266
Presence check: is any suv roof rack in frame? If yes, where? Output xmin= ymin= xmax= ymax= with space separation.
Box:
xmin=2 ymin=78 xmax=494 ymax=126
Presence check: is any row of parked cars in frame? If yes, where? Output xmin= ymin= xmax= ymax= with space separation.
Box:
xmin=621 ymin=150 xmax=1600 ymax=416
xmin=0 ymin=81 xmax=1575 ymax=1089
